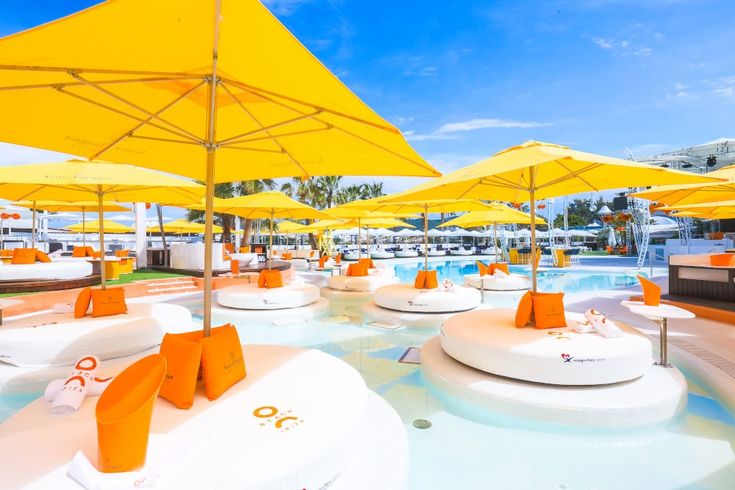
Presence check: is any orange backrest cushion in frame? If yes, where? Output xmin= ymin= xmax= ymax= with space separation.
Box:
xmin=0 ymin=249 xmax=12 ymax=257
xmin=92 ymin=251 xmax=102 ymax=259
xmin=158 ymin=332 xmax=203 ymax=409
xmin=359 ymin=258 xmax=375 ymax=269
xmin=476 ymin=261 xmax=489 ymax=276
xmin=85 ymin=246 xmax=94 ymax=257
xmin=495 ymin=263 xmax=510 ymax=275
xmin=114 ymin=249 xmax=129 ymax=258
xmin=224 ymin=243 xmax=234 ymax=254
xmin=531 ymin=292 xmax=566 ymax=329
xmin=239 ymin=246 xmax=251 ymax=253
xmin=74 ymin=287 xmax=92 ymax=319
xmin=72 ymin=246 xmax=87 ymax=258
xmin=257 ymin=270 xmax=267 ymax=288
xmin=350 ymin=263 xmax=368 ymax=277
xmin=230 ymin=259 xmax=240 ymax=275
xmin=263 ymin=270 xmax=283 ymax=288
xmin=309 ymin=250 xmax=315 ymax=258
xmin=318 ymin=256 xmax=328 ymax=268
xmin=414 ymin=270 xmax=427 ymax=289
xmin=282 ymin=252 xmax=293 ymax=260
xmin=425 ymin=270 xmax=438 ymax=289
xmin=334 ymin=253 xmax=341 ymax=264
xmin=637 ymin=275 xmax=661 ymax=307
xmin=35 ymin=250 xmax=51 ymax=263
xmin=11 ymin=248 xmax=37 ymax=264
xmin=91 ymin=287 xmax=128 ymax=318
xmin=515 ymin=291 xmax=533 ymax=327
xmin=200 ymin=324 xmax=246 ymax=401
xmin=710 ymin=253 xmax=735 ymax=267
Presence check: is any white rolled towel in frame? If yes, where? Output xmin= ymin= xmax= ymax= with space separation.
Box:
xmin=584 ymin=308 xmax=622 ymax=338
xmin=574 ymin=319 xmax=594 ymax=334
xmin=44 ymin=375 xmax=113 ymax=402
xmin=52 ymin=303 xmax=74 ymax=314
xmin=50 ymin=355 xmax=100 ymax=415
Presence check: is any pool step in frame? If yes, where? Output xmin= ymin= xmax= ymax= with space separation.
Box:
xmin=146 ymin=278 xmax=199 ymax=295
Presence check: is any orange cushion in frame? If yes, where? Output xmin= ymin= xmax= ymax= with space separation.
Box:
xmin=318 ymin=256 xmax=327 ymax=268
xmin=257 ymin=270 xmax=267 ymax=288
xmin=72 ymin=246 xmax=87 ymax=258
xmin=35 ymin=250 xmax=51 ymax=263
xmin=425 ymin=270 xmax=438 ymax=289
xmin=114 ymin=249 xmax=129 ymax=258
xmin=414 ymin=270 xmax=427 ymax=289
xmin=309 ymin=250 xmax=315 ymax=258
xmin=85 ymin=246 xmax=94 ymax=257
xmin=74 ymin=287 xmax=92 ymax=319
xmin=224 ymin=243 xmax=234 ymax=254
xmin=710 ymin=253 xmax=734 ymax=267
xmin=11 ymin=248 xmax=37 ymax=264
xmin=358 ymin=258 xmax=375 ymax=269
xmin=200 ymin=325 xmax=246 ymax=401
xmin=239 ymin=246 xmax=251 ymax=253
xmin=531 ymin=292 xmax=566 ymax=329
xmin=263 ymin=270 xmax=283 ymax=288
xmin=334 ymin=254 xmax=341 ymax=264
xmin=91 ymin=287 xmax=128 ymax=318
xmin=347 ymin=263 xmax=368 ymax=277
xmin=637 ymin=275 xmax=661 ymax=307
xmin=92 ymin=251 xmax=102 ymax=259
xmin=282 ymin=252 xmax=292 ymax=260
xmin=476 ymin=261 xmax=489 ymax=276
xmin=230 ymin=259 xmax=240 ymax=275
xmin=515 ymin=291 xmax=533 ymax=327
xmin=158 ymin=333 xmax=203 ymax=409
xmin=494 ymin=263 xmax=510 ymax=275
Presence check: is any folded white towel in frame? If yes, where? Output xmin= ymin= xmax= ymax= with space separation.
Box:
xmin=51 ymin=355 xmax=100 ymax=415
xmin=52 ymin=303 xmax=74 ymax=314
xmin=574 ymin=319 xmax=594 ymax=334
xmin=44 ymin=376 xmax=113 ymax=402
xmin=584 ymin=308 xmax=604 ymax=326
xmin=583 ymin=308 xmax=622 ymax=338
xmin=493 ymin=270 xmax=510 ymax=279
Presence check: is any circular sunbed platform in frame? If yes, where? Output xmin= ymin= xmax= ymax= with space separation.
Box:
xmin=320 ymin=287 xmax=376 ymax=316
xmin=0 ymin=345 xmax=408 ymax=490
xmin=212 ymin=297 xmax=329 ymax=325
xmin=463 ymin=273 xmax=531 ymax=291
xmin=217 ymin=282 xmax=320 ymax=310
xmin=395 ymin=250 xmax=418 ymax=258
xmin=0 ymin=303 xmax=192 ymax=368
xmin=0 ymin=260 xmax=93 ymax=282
xmin=327 ymin=274 xmax=398 ymax=292
xmin=441 ymin=309 xmax=653 ymax=385
xmin=422 ymin=336 xmax=686 ymax=428
xmin=362 ymin=301 xmax=491 ymax=329
xmin=427 ymin=250 xmax=446 ymax=256
xmin=374 ymin=284 xmax=481 ymax=313
xmin=370 ymin=251 xmax=395 ymax=259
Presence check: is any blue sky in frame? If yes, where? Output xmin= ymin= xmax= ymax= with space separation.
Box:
xmin=1 ymin=0 xmax=734 ymax=204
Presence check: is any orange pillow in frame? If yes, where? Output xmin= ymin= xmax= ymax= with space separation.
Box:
xmin=114 ymin=249 xmax=129 ymax=258
xmin=309 ymin=250 xmax=315 ymax=258
xmin=230 ymin=259 xmax=240 ymax=275
xmin=72 ymin=246 xmax=87 ymax=258
xmin=414 ymin=270 xmax=427 ymax=289
xmin=158 ymin=333 xmax=203 ymax=409
xmin=74 ymin=287 xmax=92 ymax=319
xmin=494 ymin=263 xmax=510 ymax=275
xmin=282 ymin=252 xmax=293 ymax=260
xmin=91 ymin=287 xmax=128 ymax=317
xmin=258 ymin=270 xmax=267 ymax=288
xmin=531 ymin=292 xmax=566 ymax=329
xmin=85 ymin=246 xmax=94 ymax=257
xmin=263 ymin=270 xmax=283 ymax=288
xmin=476 ymin=261 xmax=489 ymax=276
xmin=200 ymin=325 xmax=246 ymax=401
xmin=318 ymin=256 xmax=328 ymax=268
xmin=710 ymin=253 xmax=734 ymax=267
xmin=515 ymin=291 xmax=533 ymax=327
xmin=224 ymin=243 xmax=234 ymax=254
xmin=425 ymin=270 xmax=438 ymax=289
xmin=35 ymin=250 xmax=51 ymax=263
xmin=637 ymin=275 xmax=661 ymax=307
xmin=239 ymin=246 xmax=251 ymax=253
xmin=11 ymin=248 xmax=37 ymax=264
xmin=92 ymin=251 xmax=102 ymax=259
xmin=359 ymin=258 xmax=375 ymax=269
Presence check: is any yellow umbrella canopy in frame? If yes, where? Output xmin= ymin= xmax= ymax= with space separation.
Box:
xmin=673 ymin=211 xmax=735 ymax=220
xmin=437 ymin=207 xmax=544 ymax=228
xmin=146 ymin=219 xmax=223 ymax=235
xmin=14 ymin=201 xmax=130 ymax=213
xmin=659 ymin=199 xmax=735 ymax=215
xmin=303 ymin=217 xmax=414 ymax=232
xmin=630 ymin=165 xmax=735 ymax=206
xmin=277 ymin=221 xmax=309 ymax=234
xmin=67 ymin=220 xmax=133 ymax=234
xmin=0 ymin=0 xmax=440 ymax=334
xmin=387 ymin=140 xmax=720 ymax=290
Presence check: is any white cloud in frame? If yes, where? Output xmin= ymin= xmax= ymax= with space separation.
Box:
xmin=592 ymin=37 xmax=652 ymax=57
xmin=406 ymin=118 xmax=551 ymax=141
xmin=0 ymin=142 xmax=73 ymax=166
xmin=712 ymin=77 xmax=735 ymax=99
xmin=262 ymin=0 xmax=312 ymax=16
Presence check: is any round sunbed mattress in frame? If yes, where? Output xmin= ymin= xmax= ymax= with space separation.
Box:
xmin=374 ymin=284 xmax=481 ymax=313
xmin=327 ymin=274 xmax=398 ymax=292
xmin=464 ymin=273 xmax=531 ymax=291
xmin=217 ymin=282 xmax=320 ymax=310
xmin=0 ymin=303 xmax=192 ymax=368
xmin=212 ymin=297 xmax=329 ymax=325
xmin=440 ymin=309 xmax=653 ymax=386
xmin=362 ymin=301 xmax=491 ymax=329
xmin=449 ymin=249 xmax=473 ymax=256
xmin=427 ymin=250 xmax=446 ymax=257
xmin=370 ymin=251 xmax=395 ymax=259
xmin=422 ymin=336 xmax=686 ymax=427
xmin=0 ymin=260 xmax=93 ymax=282
xmin=0 ymin=345 xmax=408 ymax=490
xmin=395 ymin=250 xmax=418 ymax=258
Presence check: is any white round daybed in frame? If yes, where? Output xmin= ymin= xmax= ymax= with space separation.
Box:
xmin=212 ymin=298 xmax=330 ymax=326
xmin=449 ymin=247 xmax=473 ymax=256
xmin=0 ymin=302 xmax=192 ymax=368
xmin=342 ymin=252 xmax=360 ymax=261
xmin=464 ymin=273 xmax=531 ymax=291
xmin=370 ymin=250 xmax=395 ymax=259
xmin=327 ymin=273 xmax=398 ymax=292
xmin=427 ymin=249 xmax=446 ymax=257
xmin=374 ymin=283 xmax=481 ymax=313
xmin=0 ymin=260 xmax=93 ymax=282
xmin=395 ymin=249 xmax=418 ymax=258
xmin=440 ymin=309 xmax=653 ymax=386
xmin=422 ymin=336 xmax=686 ymax=428
xmin=0 ymin=345 xmax=409 ymax=490
xmin=362 ymin=301 xmax=490 ymax=329
xmin=217 ymin=282 xmax=320 ymax=310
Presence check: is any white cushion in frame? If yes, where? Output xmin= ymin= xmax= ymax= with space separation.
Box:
xmin=395 ymin=250 xmax=418 ymax=258
xmin=370 ymin=251 xmax=395 ymax=259
xmin=374 ymin=284 xmax=481 ymax=313
xmin=217 ymin=283 xmax=320 ymax=310
xmin=0 ymin=303 xmax=192 ymax=367
xmin=0 ymin=261 xmax=92 ymax=282
xmin=328 ymin=274 xmax=397 ymax=292
xmin=463 ymin=273 xmax=531 ymax=291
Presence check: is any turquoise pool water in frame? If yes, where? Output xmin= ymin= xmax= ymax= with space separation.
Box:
xmin=394 ymin=260 xmax=651 ymax=292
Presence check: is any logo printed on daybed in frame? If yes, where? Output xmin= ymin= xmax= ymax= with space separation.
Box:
xmin=561 ymin=353 xmax=604 ymax=364
xmin=253 ymin=405 xmax=304 ymax=432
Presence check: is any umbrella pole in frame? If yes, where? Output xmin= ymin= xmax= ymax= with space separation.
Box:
xmin=97 ymin=187 xmax=107 ymax=289
xmin=268 ymin=209 xmax=273 ymax=270
xmin=203 ymin=150 xmax=216 ymax=337
xmin=529 ymin=167 xmax=538 ymax=292
xmin=31 ymin=201 xmax=36 ymax=249
xmin=494 ymin=223 xmax=498 ymax=263
xmin=424 ymin=204 xmax=429 ymax=271
xmin=358 ymin=218 xmax=362 ymax=259
xmin=82 ymin=208 xmax=86 ymax=247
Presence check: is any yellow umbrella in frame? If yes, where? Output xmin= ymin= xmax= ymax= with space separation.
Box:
xmin=385 ymin=140 xmax=720 ymax=290
xmin=0 ymin=0 xmax=440 ymax=334
xmin=67 ymin=220 xmax=134 ymax=234
xmin=0 ymin=160 xmax=203 ymax=287
xmin=146 ymin=219 xmax=223 ymax=235
xmin=630 ymin=165 xmax=735 ymax=206
xmin=659 ymin=199 xmax=735 ymax=215
xmin=277 ymin=221 xmax=309 ymax=234
xmin=14 ymin=200 xmax=130 ymax=247
xmin=672 ymin=211 xmax=735 ymax=220
xmin=304 ymin=217 xmax=414 ymax=232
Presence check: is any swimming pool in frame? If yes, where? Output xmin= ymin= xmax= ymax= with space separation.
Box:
xmin=394 ymin=260 xmax=654 ymax=293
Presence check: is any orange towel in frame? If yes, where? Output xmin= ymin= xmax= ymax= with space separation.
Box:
xmin=637 ymin=275 xmax=661 ymax=306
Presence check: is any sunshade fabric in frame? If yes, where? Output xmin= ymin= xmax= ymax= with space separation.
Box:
xmin=190 ymin=191 xmax=330 ymax=220
xmin=630 ymin=165 xmax=735 ymax=206
xmin=303 ymin=217 xmax=414 ymax=232
xmin=66 ymin=220 xmax=133 ymax=233
xmin=14 ymin=201 xmax=130 ymax=213
xmin=146 ymin=219 xmax=222 ymax=234
xmin=342 ymin=197 xmax=496 ymax=215
xmin=438 ymin=207 xmax=543 ymax=228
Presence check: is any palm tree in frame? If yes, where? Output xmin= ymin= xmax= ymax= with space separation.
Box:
xmin=312 ymin=176 xmax=342 ymax=209
xmin=235 ymin=179 xmax=277 ymax=245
